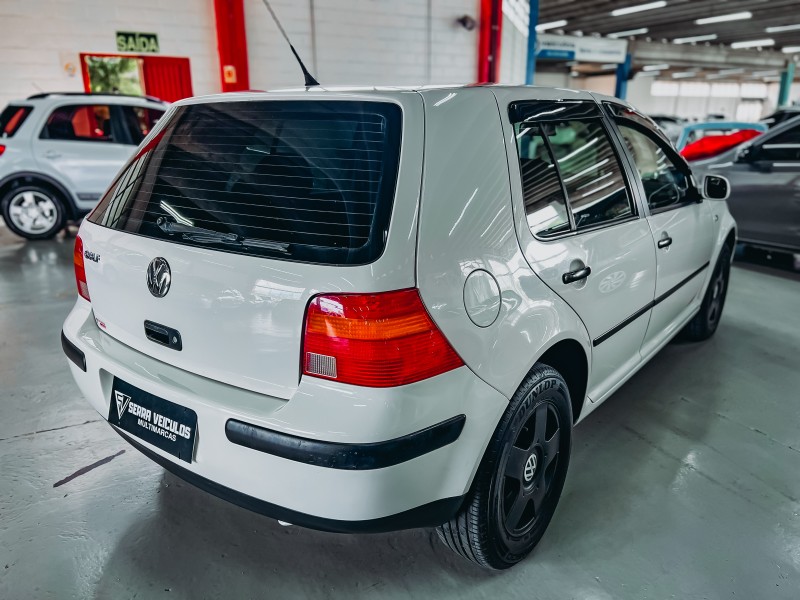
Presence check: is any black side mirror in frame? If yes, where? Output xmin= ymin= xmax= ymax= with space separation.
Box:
xmin=703 ymin=174 xmax=730 ymax=200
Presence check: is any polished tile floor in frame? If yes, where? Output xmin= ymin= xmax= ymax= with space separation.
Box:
xmin=1 ymin=225 xmax=799 ymax=599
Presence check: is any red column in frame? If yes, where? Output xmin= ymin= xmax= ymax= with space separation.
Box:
xmin=213 ymin=0 xmax=251 ymax=92
xmin=478 ymin=0 xmax=503 ymax=83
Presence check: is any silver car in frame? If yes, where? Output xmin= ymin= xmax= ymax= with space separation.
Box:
xmin=695 ymin=115 xmax=800 ymax=255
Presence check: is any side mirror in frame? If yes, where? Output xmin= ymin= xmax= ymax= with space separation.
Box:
xmin=703 ymin=174 xmax=730 ymax=201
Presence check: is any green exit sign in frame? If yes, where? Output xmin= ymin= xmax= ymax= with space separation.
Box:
xmin=116 ymin=31 xmax=160 ymax=53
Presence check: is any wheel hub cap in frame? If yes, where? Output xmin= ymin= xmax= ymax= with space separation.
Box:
xmin=523 ymin=453 xmax=537 ymax=482
xmin=7 ymin=191 xmax=58 ymax=234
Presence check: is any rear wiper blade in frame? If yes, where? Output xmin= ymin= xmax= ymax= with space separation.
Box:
xmin=157 ymin=217 xmax=241 ymax=244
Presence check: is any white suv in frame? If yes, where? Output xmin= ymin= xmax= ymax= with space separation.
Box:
xmin=0 ymin=92 xmax=166 ymax=239
xmin=62 ymin=86 xmax=735 ymax=569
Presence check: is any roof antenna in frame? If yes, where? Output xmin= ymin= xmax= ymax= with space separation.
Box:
xmin=261 ymin=0 xmax=320 ymax=87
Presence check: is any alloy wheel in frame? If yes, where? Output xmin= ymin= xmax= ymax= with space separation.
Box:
xmin=7 ymin=190 xmax=59 ymax=235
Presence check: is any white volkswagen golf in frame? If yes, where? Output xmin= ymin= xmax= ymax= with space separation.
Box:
xmin=62 ymin=86 xmax=735 ymax=569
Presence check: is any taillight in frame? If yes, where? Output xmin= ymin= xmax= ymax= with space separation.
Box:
xmin=74 ymin=235 xmax=91 ymax=301
xmin=302 ymin=288 xmax=463 ymax=387
xmin=0 ymin=145 xmax=5 ymax=156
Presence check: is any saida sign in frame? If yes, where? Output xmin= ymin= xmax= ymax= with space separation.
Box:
xmin=116 ymin=31 xmax=160 ymax=53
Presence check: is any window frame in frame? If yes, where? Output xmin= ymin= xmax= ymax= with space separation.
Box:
xmin=509 ymin=99 xmax=641 ymax=242
xmin=603 ymin=102 xmax=702 ymax=216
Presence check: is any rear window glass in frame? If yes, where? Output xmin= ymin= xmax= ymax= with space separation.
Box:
xmin=1 ymin=105 xmax=33 ymax=138
xmin=89 ymin=100 xmax=402 ymax=265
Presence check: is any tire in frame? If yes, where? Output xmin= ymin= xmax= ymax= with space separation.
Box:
xmin=682 ymin=243 xmax=732 ymax=341
xmin=437 ymin=364 xmax=572 ymax=569
xmin=1 ymin=184 xmax=66 ymax=240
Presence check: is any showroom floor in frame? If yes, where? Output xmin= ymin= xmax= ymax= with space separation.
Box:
xmin=1 ymin=224 xmax=799 ymax=600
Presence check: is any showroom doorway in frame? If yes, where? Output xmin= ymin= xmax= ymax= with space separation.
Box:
xmin=79 ymin=53 xmax=193 ymax=102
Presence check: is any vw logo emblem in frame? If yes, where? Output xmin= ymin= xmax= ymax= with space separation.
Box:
xmin=146 ymin=257 xmax=171 ymax=298
xmin=523 ymin=454 xmax=537 ymax=483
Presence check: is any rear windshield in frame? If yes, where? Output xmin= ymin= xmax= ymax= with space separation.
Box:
xmin=89 ymin=100 xmax=402 ymax=265
xmin=1 ymin=105 xmax=33 ymax=138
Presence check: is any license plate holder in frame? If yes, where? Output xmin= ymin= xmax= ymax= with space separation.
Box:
xmin=109 ymin=377 xmax=197 ymax=463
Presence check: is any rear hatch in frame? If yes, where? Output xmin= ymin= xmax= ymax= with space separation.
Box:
xmin=80 ymin=92 xmax=423 ymax=399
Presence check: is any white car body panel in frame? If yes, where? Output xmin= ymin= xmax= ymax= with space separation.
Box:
xmin=61 ymin=85 xmax=736 ymax=528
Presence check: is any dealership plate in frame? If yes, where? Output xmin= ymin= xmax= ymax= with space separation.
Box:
xmin=108 ymin=377 xmax=197 ymax=463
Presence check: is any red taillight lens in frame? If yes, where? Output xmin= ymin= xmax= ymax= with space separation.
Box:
xmin=73 ymin=235 xmax=90 ymax=301
xmin=0 ymin=145 xmax=6 ymax=156
xmin=302 ymin=288 xmax=464 ymax=387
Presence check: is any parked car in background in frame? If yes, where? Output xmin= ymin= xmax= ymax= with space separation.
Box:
xmin=0 ymin=92 xmax=166 ymax=240
xmin=694 ymin=115 xmax=800 ymax=256
xmin=675 ymin=121 xmax=767 ymax=152
xmin=761 ymin=106 xmax=800 ymax=128
xmin=62 ymin=86 xmax=736 ymax=569
xmin=649 ymin=114 xmax=685 ymax=143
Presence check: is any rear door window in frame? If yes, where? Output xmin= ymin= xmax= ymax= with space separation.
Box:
xmin=41 ymin=104 xmax=128 ymax=143
xmin=511 ymin=101 xmax=636 ymax=236
xmin=1 ymin=105 xmax=33 ymax=137
xmin=89 ymin=100 xmax=402 ymax=265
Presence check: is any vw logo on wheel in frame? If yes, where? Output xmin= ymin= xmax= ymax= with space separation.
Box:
xmin=146 ymin=257 xmax=172 ymax=298
xmin=523 ymin=453 xmax=537 ymax=482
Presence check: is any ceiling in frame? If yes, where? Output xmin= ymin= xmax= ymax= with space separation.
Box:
xmin=539 ymin=0 xmax=799 ymax=53
xmin=535 ymin=0 xmax=797 ymax=81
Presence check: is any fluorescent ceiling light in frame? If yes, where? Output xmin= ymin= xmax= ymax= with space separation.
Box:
xmin=611 ymin=1 xmax=667 ymax=17
xmin=766 ymin=24 xmax=800 ymax=33
xmin=643 ymin=63 xmax=670 ymax=71
xmin=608 ymin=27 xmax=648 ymax=38
xmin=751 ymin=70 xmax=779 ymax=76
xmin=636 ymin=71 xmax=661 ymax=77
xmin=718 ymin=68 xmax=744 ymax=75
xmin=673 ymin=34 xmax=718 ymax=44
xmin=730 ymin=38 xmax=774 ymax=49
xmin=536 ymin=19 xmax=568 ymax=32
xmin=695 ymin=12 xmax=751 ymax=25
xmin=782 ymin=46 xmax=800 ymax=53
xmin=672 ymin=71 xmax=697 ymax=78
xmin=601 ymin=63 xmax=618 ymax=69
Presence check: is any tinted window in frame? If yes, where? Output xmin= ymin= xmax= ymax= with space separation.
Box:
xmin=756 ymin=121 xmax=800 ymax=161
xmin=513 ymin=123 xmax=570 ymax=236
xmin=124 ymin=106 xmax=164 ymax=145
xmin=549 ymin=120 xmax=633 ymax=230
xmin=89 ymin=100 xmax=402 ymax=265
xmin=1 ymin=105 xmax=33 ymax=138
xmin=41 ymin=105 xmax=119 ymax=142
xmin=617 ymin=123 xmax=695 ymax=211
xmin=513 ymin=110 xmax=634 ymax=235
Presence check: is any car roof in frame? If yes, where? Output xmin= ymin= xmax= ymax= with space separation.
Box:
xmin=10 ymin=92 xmax=166 ymax=108
xmin=171 ymin=84 xmax=604 ymax=107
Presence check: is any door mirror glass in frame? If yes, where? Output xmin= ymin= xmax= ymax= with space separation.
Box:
xmin=703 ymin=174 xmax=730 ymax=200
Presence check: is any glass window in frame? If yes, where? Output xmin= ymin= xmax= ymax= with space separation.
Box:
xmin=513 ymin=123 xmax=570 ymax=237
xmin=124 ymin=106 xmax=165 ymax=145
xmin=617 ymin=123 xmax=695 ymax=211
xmin=756 ymin=122 xmax=800 ymax=162
xmin=550 ymin=120 xmax=634 ymax=230
xmin=514 ymin=114 xmax=635 ymax=235
xmin=41 ymin=105 xmax=115 ymax=142
xmin=0 ymin=105 xmax=33 ymax=138
xmin=89 ymin=100 xmax=402 ymax=265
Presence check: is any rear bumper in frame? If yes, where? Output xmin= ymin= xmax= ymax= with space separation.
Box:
xmin=62 ymin=301 xmax=508 ymax=529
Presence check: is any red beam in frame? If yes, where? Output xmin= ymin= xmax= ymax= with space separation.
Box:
xmin=214 ymin=0 xmax=250 ymax=92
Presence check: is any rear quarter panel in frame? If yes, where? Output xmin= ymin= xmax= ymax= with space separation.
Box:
xmin=416 ymin=88 xmax=590 ymax=407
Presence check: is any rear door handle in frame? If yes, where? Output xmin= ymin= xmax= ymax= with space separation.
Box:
xmin=562 ymin=266 xmax=591 ymax=284
xmin=44 ymin=150 xmax=61 ymax=159
xmin=658 ymin=236 xmax=673 ymax=249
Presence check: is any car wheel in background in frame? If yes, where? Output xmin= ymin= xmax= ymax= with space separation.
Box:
xmin=683 ymin=243 xmax=732 ymax=341
xmin=437 ymin=364 xmax=572 ymax=569
xmin=1 ymin=185 xmax=66 ymax=240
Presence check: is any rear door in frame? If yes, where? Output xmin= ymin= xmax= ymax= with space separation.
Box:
xmin=80 ymin=94 xmax=422 ymax=399
xmin=722 ymin=119 xmax=800 ymax=251
xmin=605 ymin=105 xmax=714 ymax=354
xmin=504 ymin=99 xmax=656 ymax=402
xmin=34 ymin=103 xmax=134 ymax=202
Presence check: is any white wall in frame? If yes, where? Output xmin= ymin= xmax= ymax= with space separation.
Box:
xmin=245 ymin=0 xmax=479 ymax=90
xmin=0 ymin=0 xmax=220 ymax=108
